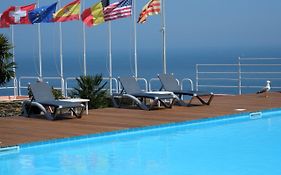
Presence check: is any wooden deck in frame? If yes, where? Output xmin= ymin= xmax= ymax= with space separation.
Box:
xmin=1 ymin=92 xmax=281 ymax=148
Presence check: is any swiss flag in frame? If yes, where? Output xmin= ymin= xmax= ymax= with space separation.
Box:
xmin=0 ymin=8 xmax=12 ymax=28
xmin=1 ymin=4 xmax=36 ymax=25
xmin=0 ymin=13 xmax=10 ymax=28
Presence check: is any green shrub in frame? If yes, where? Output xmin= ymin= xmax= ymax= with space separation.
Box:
xmin=0 ymin=34 xmax=16 ymax=86
xmin=71 ymin=74 xmax=109 ymax=109
xmin=51 ymin=88 xmax=63 ymax=99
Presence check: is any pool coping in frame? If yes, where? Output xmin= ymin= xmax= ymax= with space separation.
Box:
xmin=1 ymin=107 xmax=281 ymax=152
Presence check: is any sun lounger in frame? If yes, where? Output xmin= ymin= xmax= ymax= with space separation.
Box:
xmin=158 ymin=74 xmax=214 ymax=106
xmin=112 ymin=77 xmax=177 ymax=110
xmin=22 ymin=81 xmax=84 ymax=120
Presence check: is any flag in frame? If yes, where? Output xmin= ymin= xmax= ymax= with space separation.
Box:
xmin=101 ymin=0 xmax=110 ymax=7
xmin=81 ymin=2 xmax=105 ymax=27
xmin=137 ymin=0 xmax=160 ymax=24
xmin=28 ymin=2 xmax=57 ymax=23
xmin=5 ymin=4 xmax=36 ymax=25
xmin=53 ymin=0 xmax=80 ymax=22
xmin=104 ymin=0 xmax=132 ymax=22
xmin=0 ymin=13 xmax=10 ymax=28
xmin=0 ymin=7 xmax=14 ymax=28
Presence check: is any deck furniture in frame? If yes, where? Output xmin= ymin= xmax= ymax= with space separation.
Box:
xmin=158 ymin=74 xmax=214 ymax=106
xmin=112 ymin=77 xmax=177 ymax=110
xmin=22 ymin=81 xmax=85 ymax=120
xmin=59 ymin=98 xmax=90 ymax=115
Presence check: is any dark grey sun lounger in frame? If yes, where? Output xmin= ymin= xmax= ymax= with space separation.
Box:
xmin=158 ymin=74 xmax=214 ymax=106
xmin=112 ymin=77 xmax=176 ymax=110
xmin=22 ymin=81 xmax=84 ymax=120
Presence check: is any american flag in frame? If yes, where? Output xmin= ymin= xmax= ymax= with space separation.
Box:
xmin=104 ymin=0 xmax=132 ymax=21
xmin=137 ymin=0 xmax=160 ymax=24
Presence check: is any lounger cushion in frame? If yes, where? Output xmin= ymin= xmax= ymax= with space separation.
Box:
xmin=36 ymin=100 xmax=83 ymax=108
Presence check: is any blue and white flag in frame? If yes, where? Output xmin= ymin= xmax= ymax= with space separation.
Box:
xmin=28 ymin=2 xmax=57 ymax=23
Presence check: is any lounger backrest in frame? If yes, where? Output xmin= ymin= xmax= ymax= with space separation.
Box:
xmin=119 ymin=77 xmax=142 ymax=94
xmin=29 ymin=81 xmax=55 ymax=101
xmin=158 ymin=74 xmax=181 ymax=91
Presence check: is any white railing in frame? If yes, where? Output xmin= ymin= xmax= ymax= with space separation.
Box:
xmin=136 ymin=77 xmax=148 ymax=92
xmin=4 ymin=57 xmax=280 ymax=96
xmin=238 ymin=57 xmax=281 ymax=94
xmin=196 ymin=64 xmax=239 ymax=94
xmin=196 ymin=58 xmax=281 ymax=94
xmin=0 ymin=78 xmax=18 ymax=96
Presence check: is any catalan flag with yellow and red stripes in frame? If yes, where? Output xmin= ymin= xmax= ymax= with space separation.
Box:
xmin=137 ymin=0 xmax=160 ymax=24
xmin=53 ymin=0 xmax=80 ymax=22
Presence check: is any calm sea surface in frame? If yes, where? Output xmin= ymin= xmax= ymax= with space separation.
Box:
xmin=1 ymin=48 xmax=281 ymax=95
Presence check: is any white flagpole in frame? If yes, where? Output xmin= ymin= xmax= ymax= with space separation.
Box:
xmin=133 ymin=0 xmax=138 ymax=78
xmin=11 ymin=26 xmax=18 ymax=96
xmin=161 ymin=0 xmax=167 ymax=74
xmin=37 ymin=0 xmax=43 ymax=80
xmin=108 ymin=21 xmax=113 ymax=95
xmin=82 ymin=0 xmax=87 ymax=76
xmin=58 ymin=0 xmax=65 ymax=95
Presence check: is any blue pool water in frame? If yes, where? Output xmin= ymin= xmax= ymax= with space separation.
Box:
xmin=1 ymin=111 xmax=281 ymax=175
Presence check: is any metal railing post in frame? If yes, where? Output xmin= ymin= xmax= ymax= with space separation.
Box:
xmin=238 ymin=57 xmax=242 ymax=95
xmin=196 ymin=64 xmax=199 ymax=91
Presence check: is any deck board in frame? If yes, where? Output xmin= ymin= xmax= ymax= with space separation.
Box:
xmin=1 ymin=92 xmax=281 ymax=148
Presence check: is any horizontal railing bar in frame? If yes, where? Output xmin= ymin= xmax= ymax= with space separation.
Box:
xmin=18 ymin=76 xmax=39 ymax=80
xmin=197 ymin=64 xmax=238 ymax=66
xmin=241 ymin=72 xmax=281 ymax=74
xmin=199 ymin=85 xmax=281 ymax=89
xmin=239 ymin=58 xmax=281 ymax=60
xmin=198 ymin=72 xmax=238 ymax=74
xmin=0 ymin=87 xmax=15 ymax=90
xmin=241 ymin=78 xmax=281 ymax=80
xmin=241 ymin=86 xmax=281 ymax=89
xmin=42 ymin=77 xmax=62 ymax=80
xmin=198 ymin=85 xmax=239 ymax=88
xmin=240 ymin=64 xmax=281 ymax=66
xmin=197 ymin=78 xmax=238 ymax=81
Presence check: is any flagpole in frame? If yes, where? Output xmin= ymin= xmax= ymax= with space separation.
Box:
xmin=37 ymin=0 xmax=43 ymax=80
xmin=161 ymin=0 xmax=167 ymax=74
xmin=82 ymin=0 xmax=87 ymax=76
xmin=11 ymin=25 xmax=18 ymax=96
xmin=133 ymin=0 xmax=138 ymax=78
xmin=58 ymin=0 xmax=65 ymax=96
xmin=108 ymin=21 xmax=113 ymax=95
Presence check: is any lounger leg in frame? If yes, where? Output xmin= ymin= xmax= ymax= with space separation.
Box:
xmin=21 ymin=101 xmax=31 ymax=117
xmin=196 ymin=94 xmax=214 ymax=105
xmin=112 ymin=95 xmax=121 ymax=108
xmin=70 ymin=107 xmax=84 ymax=119
xmin=135 ymin=103 xmax=148 ymax=110
xmin=175 ymin=96 xmax=188 ymax=106
xmin=161 ymin=100 xmax=169 ymax=108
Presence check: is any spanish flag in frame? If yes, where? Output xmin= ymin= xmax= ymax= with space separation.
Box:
xmin=81 ymin=2 xmax=105 ymax=27
xmin=53 ymin=0 xmax=80 ymax=22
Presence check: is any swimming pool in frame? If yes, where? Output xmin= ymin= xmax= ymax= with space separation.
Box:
xmin=1 ymin=110 xmax=281 ymax=175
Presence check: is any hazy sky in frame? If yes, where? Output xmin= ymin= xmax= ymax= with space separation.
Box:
xmin=1 ymin=0 xmax=281 ymax=80
xmin=1 ymin=0 xmax=281 ymax=52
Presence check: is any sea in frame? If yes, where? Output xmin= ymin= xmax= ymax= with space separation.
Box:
xmin=1 ymin=47 xmax=281 ymax=96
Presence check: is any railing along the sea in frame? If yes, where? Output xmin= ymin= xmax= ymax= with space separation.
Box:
xmin=196 ymin=57 xmax=281 ymax=94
